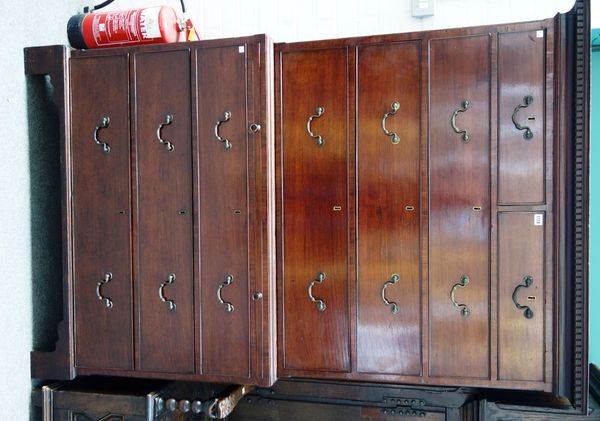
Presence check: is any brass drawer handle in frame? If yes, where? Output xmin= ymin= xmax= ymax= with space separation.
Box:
xmin=217 ymin=274 xmax=235 ymax=313
xmin=450 ymin=275 xmax=470 ymax=317
xmin=96 ymin=272 xmax=113 ymax=309
xmin=159 ymin=273 xmax=176 ymax=311
xmin=308 ymin=272 xmax=327 ymax=311
xmin=156 ymin=113 xmax=174 ymax=151
xmin=214 ymin=111 xmax=232 ymax=150
xmin=306 ymin=106 xmax=325 ymax=146
xmin=381 ymin=273 xmax=400 ymax=314
xmin=512 ymin=275 xmax=534 ymax=319
xmin=93 ymin=116 xmax=111 ymax=154
xmin=511 ymin=95 xmax=534 ymax=140
xmin=381 ymin=101 xmax=400 ymax=144
xmin=450 ymin=99 xmax=471 ymax=143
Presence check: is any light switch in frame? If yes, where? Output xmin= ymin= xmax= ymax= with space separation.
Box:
xmin=412 ymin=0 xmax=434 ymax=17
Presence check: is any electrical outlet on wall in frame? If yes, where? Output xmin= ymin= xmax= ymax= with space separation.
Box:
xmin=412 ymin=0 xmax=435 ymax=17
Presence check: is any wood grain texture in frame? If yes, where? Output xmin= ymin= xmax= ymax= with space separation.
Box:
xmin=133 ymin=49 xmax=194 ymax=373
xmin=428 ymin=34 xmax=491 ymax=379
xmin=197 ymin=44 xmax=252 ymax=379
xmin=497 ymin=212 xmax=544 ymax=382
xmin=356 ymin=41 xmax=422 ymax=376
xmin=498 ymin=30 xmax=546 ymax=205
xmin=71 ymin=55 xmax=133 ymax=371
xmin=280 ymin=48 xmax=350 ymax=372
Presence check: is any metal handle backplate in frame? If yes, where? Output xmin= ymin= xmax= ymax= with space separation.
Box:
xmin=217 ymin=274 xmax=235 ymax=313
xmin=306 ymin=106 xmax=325 ymax=146
xmin=381 ymin=273 xmax=400 ymax=314
xmin=511 ymin=95 xmax=534 ymax=140
xmin=214 ymin=111 xmax=232 ymax=150
xmin=93 ymin=116 xmax=111 ymax=154
xmin=308 ymin=272 xmax=327 ymax=311
xmin=156 ymin=113 xmax=174 ymax=151
xmin=450 ymin=275 xmax=470 ymax=317
xmin=512 ymin=275 xmax=534 ymax=319
xmin=159 ymin=273 xmax=176 ymax=311
xmin=381 ymin=101 xmax=400 ymax=144
xmin=96 ymin=272 xmax=113 ymax=309
xmin=450 ymin=100 xmax=471 ymax=143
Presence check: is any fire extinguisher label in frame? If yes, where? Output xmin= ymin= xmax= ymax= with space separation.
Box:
xmin=140 ymin=7 xmax=162 ymax=39
xmin=91 ymin=7 xmax=163 ymax=47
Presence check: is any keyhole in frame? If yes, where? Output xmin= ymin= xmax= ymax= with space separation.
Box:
xmin=178 ymin=209 xmax=187 ymax=215
xmin=119 ymin=210 xmax=125 ymax=215
xmin=234 ymin=210 xmax=242 ymax=215
xmin=528 ymin=117 xmax=536 ymax=121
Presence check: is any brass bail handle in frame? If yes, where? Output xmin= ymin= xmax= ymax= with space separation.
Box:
xmin=512 ymin=275 xmax=534 ymax=319
xmin=449 ymin=274 xmax=470 ymax=317
xmin=306 ymin=106 xmax=325 ymax=146
xmin=214 ymin=111 xmax=232 ymax=150
xmin=156 ymin=113 xmax=175 ymax=151
xmin=96 ymin=272 xmax=113 ymax=309
xmin=450 ymin=99 xmax=471 ymax=143
xmin=158 ymin=273 xmax=176 ymax=311
xmin=93 ymin=115 xmax=111 ymax=154
xmin=217 ymin=274 xmax=235 ymax=313
xmin=381 ymin=101 xmax=401 ymax=144
xmin=511 ymin=95 xmax=534 ymax=140
xmin=381 ymin=273 xmax=400 ymax=314
xmin=308 ymin=271 xmax=327 ymax=311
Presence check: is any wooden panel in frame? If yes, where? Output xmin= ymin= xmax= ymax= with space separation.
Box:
xmin=134 ymin=49 xmax=194 ymax=373
xmin=197 ymin=44 xmax=252 ymax=378
xmin=498 ymin=212 xmax=544 ymax=382
xmin=498 ymin=30 xmax=545 ymax=205
xmin=356 ymin=42 xmax=421 ymax=375
xmin=428 ymin=35 xmax=491 ymax=379
xmin=281 ymin=48 xmax=350 ymax=371
xmin=71 ymin=55 xmax=133 ymax=370
xmin=230 ymin=400 xmax=445 ymax=421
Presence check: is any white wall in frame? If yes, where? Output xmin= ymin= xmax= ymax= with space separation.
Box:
xmin=0 ymin=1 xmax=580 ymax=420
xmin=98 ymin=0 xmax=576 ymax=41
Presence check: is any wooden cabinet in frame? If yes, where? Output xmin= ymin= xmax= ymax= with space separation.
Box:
xmin=275 ymin=11 xmax=583 ymax=396
xmin=280 ymin=48 xmax=351 ymax=372
xmin=71 ymin=55 xmax=133 ymax=371
xmin=197 ymin=44 xmax=258 ymax=379
xmin=356 ymin=41 xmax=422 ymax=376
xmin=28 ymin=35 xmax=275 ymax=387
xmin=428 ymin=34 xmax=491 ymax=380
xmin=133 ymin=49 xmax=195 ymax=374
xmin=27 ymin=0 xmax=589 ymax=412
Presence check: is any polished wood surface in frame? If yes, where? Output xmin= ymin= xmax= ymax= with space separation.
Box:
xmin=197 ymin=44 xmax=251 ymax=378
xmin=428 ymin=34 xmax=491 ymax=379
xmin=281 ymin=48 xmax=350 ymax=371
xmin=71 ymin=55 xmax=133 ymax=370
xmin=27 ymin=2 xmax=590 ymax=402
xmin=133 ymin=49 xmax=194 ymax=373
xmin=356 ymin=41 xmax=421 ymax=376
xmin=275 ymin=19 xmax=560 ymax=390
xmin=497 ymin=212 xmax=544 ymax=382
xmin=498 ymin=30 xmax=545 ymax=205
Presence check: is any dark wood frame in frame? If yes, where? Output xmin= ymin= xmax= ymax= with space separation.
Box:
xmin=273 ymin=0 xmax=589 ymax=411
xmin=26 ymin=0 xmax=590 ymax=414
xmin=25 ymin=34 xmax=277 ymax=387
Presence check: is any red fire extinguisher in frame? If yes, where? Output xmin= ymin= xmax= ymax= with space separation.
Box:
xmin=67 ymin=1 xmax=197 ymax=49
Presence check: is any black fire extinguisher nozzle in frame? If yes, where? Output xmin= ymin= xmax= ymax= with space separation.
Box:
xmin=67 ymin=14 xmax=88 ymax=49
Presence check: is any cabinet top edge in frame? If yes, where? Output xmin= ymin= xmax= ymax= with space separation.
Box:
xmin=274 ymin=16 xmax=556 ymax=52
xmin=25 ymin=33 xmax=271 ymax=58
